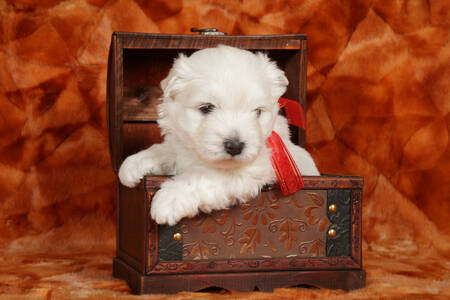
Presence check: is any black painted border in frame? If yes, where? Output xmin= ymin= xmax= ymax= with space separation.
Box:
xmin=158 ymin=225 xmax=182 ymax=261
xmin=326 ymin=189 xmax=351 ymax=256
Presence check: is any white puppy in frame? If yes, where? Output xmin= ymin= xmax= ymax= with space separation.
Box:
xmin=119 ymin=45 xmax=319 ymax=226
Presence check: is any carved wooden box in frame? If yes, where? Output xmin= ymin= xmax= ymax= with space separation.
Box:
xmin=107 ymin=32 xmax=365 ymax=294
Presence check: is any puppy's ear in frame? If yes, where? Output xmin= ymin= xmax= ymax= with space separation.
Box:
xmin=256 ymin=53 xmax=289 ymax=99
xmin=160 ymin=53 xmax=191 ymax=100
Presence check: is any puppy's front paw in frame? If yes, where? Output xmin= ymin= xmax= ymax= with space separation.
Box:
xmin=150 ymin=187 xmax=198 ymax=226
xmin=118 ymin=155 xmax=142 ymax=187
xmin=118 ymin=153 xmax=157 ymax=187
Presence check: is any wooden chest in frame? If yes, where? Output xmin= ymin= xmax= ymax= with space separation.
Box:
xmin=107 ymin=31 xmax=365 ymax=294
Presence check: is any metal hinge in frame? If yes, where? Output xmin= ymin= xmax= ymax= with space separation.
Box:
xmin=190 ymin=28 xmax=227 ymax=35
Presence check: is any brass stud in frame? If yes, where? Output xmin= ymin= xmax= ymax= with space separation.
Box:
xmin=328 ymin=228 xmax=337 ymax=238
xmin=328 ymin=204 xmax=337 ymax=213
xmin=173 ymin=232 xmax=182 ymax=242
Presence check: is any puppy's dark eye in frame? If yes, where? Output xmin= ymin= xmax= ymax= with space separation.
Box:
xmin=254 ymin=108 xmax=263 ymax=118
xmin=199 ymin=104 xmax=215 ymax=114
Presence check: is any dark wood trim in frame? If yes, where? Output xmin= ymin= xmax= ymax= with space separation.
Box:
xmin=117 ymin=249 xmax=144 ymax=273
xmin=299 ymin=39 xmax=308 ymax=112
xmin=116 ymin=39 xmax=124 ymax=173
xmin=113 ymin=32 xmax=307 ymax=50
xmin=114 ymin=32 xmax=307 ymax=40
xmin=114 ymin=257 xmax=365 ymax=294
xmin=108 ymin=34 xmax=124 ymax=173
xmin=299 ymin=39 xmax=308 ymax=145
xmin=283 ymin=48 xmax=303 ymax=146
xmin=115 ymin=184 xmax=120 ymax=264
xmin=351 ymin=189 xmax=363 ymax=266
xmin=106 ymin=36 xmax=115 ymax=171
xmin=147 ymin=256 xmax=360 ymax=275
xmin=144 ymin=176 xmax=364 ymax=191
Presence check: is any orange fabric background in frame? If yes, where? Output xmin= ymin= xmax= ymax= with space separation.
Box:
xmin=0 ymin=0 xmax=449 ymax=299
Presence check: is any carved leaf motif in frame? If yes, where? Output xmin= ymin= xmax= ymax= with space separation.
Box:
xmin=308 ymin=240 xmax=324 ymax=256
xmin=213 ymin=210 xmax=230 ymax=225
xmin=244 ymin=211 xmax=253 ymax=220
xmin=304 ymin=192 xmax=327 ymax=226
xmin=308 ymin=192 xmax=324 ymax=206
xmin=183 ymin=241 xmax=219 ymax=260
xmin=252 ymin=214 xmax=259 ymax=225
xmin=261 ymin=214 xmax=267 ymax=225
xmin=201 ymin=219 xmax=216 ymax=234
xmin=266 ymin=211 xmax=275 ymax=219
xmin=238 ymin=228 xmax=261 ymax=255
xmin=240 ymin=192 xmax=278 ymax=226
xmin=190 ymin=210 xmax=231 ymax=234
xmin=221 ymin=217 xmax=241 ymax=246
xmin=263 ymin=241 xmax=278 ymax=253
xmin=298 ymin=239 xmax=325 ymax=256
xmin=304 ymin=206 xmax=320 ymax=225
xmin=279 ymin=219 xmax=298 ymax=250
xmin=190 ymin=242 xmax=211 ymax=259
xmin=318 ymin=217 xmax=330 ymax=232
xmin=288 ymin=194 xmax=303 ymax=208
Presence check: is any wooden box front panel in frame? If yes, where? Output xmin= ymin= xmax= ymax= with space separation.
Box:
xmin=144 ymin=176 xmax=363 ymax=275
xmin=174 ymin=189 xmax=330 ymax=260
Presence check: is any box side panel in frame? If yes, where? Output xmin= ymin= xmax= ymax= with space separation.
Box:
xmin=117 ymin=185 xmax=146 ymax=273
xmin=283 ymin=48 xmax=306 ymax=146
xmin=108 ymin=34 xmax=124 ymax=173
xmin=122 ymin=123 xmax=163 ymax=159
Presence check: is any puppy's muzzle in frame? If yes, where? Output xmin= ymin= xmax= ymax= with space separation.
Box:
xmin=224 ymin=139 xmax=245 ymax=156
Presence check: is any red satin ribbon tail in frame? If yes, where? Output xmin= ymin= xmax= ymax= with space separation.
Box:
xmin=278 ymin=97 xmax=306 ymax=130
xmin=266 ymin=131 xmax=304 ymax=195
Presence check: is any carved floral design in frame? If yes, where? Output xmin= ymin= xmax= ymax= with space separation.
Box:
xmin=238 ymin=228 xmax=261 ymax=255
xmin=269 ymin=217 xmax=307 ymax=250
xmin=283 ymin=193 xmax=304 ymax=208
xmin=221 ymin=217 xmax=242 ymax=246
xmin=240 ymin=193 xmax=279 ymax=225
xmin=189 ymin=210 xmax=230 ymax=233
xmin=298 ymin=239 xmax=325 ymax=256
xmin=182 ymin=241 xmax=219 ymax=260
xmin=304 ymin=192 xmax=330 ymax=232
xmin=178 ymin=190 xmax=329 ymax=260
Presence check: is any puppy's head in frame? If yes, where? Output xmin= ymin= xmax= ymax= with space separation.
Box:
xmin=158 ymin=45 xmax=288 ymax=168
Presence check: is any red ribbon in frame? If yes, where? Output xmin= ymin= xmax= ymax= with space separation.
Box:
xmin=265 ymin=97 xmax=306 ymax=195
xmin=278 ymin=97 xmax=306 ymax=130
xmin=266 ymin=131 xmax=304 ymax=195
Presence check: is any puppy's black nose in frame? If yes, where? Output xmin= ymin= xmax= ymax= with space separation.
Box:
xmin=224 ymin=139 xmax=245 ymax=156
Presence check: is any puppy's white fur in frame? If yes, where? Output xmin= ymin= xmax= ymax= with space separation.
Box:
xmin=119 ymin=45 xmax=320 ymax=225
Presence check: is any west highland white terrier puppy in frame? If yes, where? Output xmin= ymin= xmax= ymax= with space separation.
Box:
xmin=119 ymin=45 xmax=320 ymax=225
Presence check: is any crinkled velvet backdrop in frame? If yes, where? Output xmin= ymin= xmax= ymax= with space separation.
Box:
xmin=0 ymin=0 xmax=449 ymax=299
